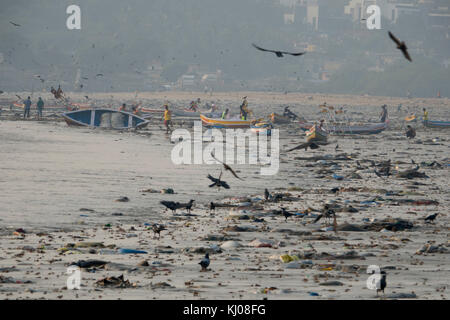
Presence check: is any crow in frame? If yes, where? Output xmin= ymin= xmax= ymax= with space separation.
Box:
xmin=377 ymin=271 xmax=387 ymax=296
xmin=160 ymin=200 xmax=181 ymax=213
xmin=209 ymin=202 xmax=216 ymax=213
xmin=313 ymin=205 xmax=336 ymax=225
xmin=207 ymin=172 xmax=230 ymax=190
xmin=264 ymin=188 xmax=271 ymax=201
xmin=285 ymin=141 xmax=320 ymax=152
xmin=210 ymin=152 xmax=243 ymax=180
xmin=183 ymin=199 xmax=195 ymax=213
xmin=151 ymin=223 xmax=166 ymax=239
xmin=424 ymin=213 xmax=439 ymax=223
xmin=199 ymin=253 xmax=210 ymax=271
xmin=252 ymin=43 xmax=306 ymax=58
xmin=280 ymin=207 xmax=294 ymax=222
xmin=9 ymin=21 xmax=21 ymax=27
xmin=388 ymin=31 xmax=412 ymax=62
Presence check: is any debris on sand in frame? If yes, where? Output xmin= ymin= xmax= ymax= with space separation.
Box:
xmin=70 ymin=260 xmax=108 ymax=269
xmin=416 ymin=243 xmax=448 ymax=255
xmin=115 ymin=196 xmax=130 ymax=202
xmin=95 ymin=275 xmax=136 ymax=288
xmin=363 ymin=218 xmax=414 ymax=232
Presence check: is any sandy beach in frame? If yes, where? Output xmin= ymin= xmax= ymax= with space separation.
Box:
xmin=0 ymin=92 xmax=449 ymax=300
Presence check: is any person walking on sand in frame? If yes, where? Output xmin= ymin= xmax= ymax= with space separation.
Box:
xmin=163 ymin=104 xmax=172 ymax=134
xmin=23 ymin=96 xmax=31 ymax=119
xmin=36 ymin=97 xmax=44 ymax=120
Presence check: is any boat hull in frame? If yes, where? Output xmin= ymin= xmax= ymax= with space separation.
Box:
xmin=306 ymin=125 xmax=328 ymax=142
xmin=200 ymin=114 xmax=252 ymax=128
xmin=61 ymin=109 xmax=149 ymax=129
xmin=423 ymin=120 xmax=450 ymax=128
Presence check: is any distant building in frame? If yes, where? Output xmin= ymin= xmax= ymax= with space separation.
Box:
xmin=306 ymin=0 xmax=319 ymax=30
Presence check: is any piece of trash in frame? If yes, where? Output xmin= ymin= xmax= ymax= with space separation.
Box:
xmin=118 ymin=248 xmax=148 ymax=254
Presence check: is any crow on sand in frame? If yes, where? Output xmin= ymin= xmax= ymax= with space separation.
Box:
xmin=151 ymin=223 xmax=166 ymax=239
xmin=280 ymin=207 xmax=294 ymax=222
xmin=424 ymin=213 xmax=439 ymax=223
xmin=160 ymin=200 xmax=181 ymax=213
xmin=377 ymin=271 xmax=387 ymax=297
xmin=199 ymin=253 xmax=210 ymax=271
xmin=252 ymin=43 xmax=306 ymax=58
xmin=285 ymin=141 xmax=320 ymax=152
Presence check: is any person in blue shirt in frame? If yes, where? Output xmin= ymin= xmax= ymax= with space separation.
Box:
xmin=23 ymin=97 xmax=31 ymax=119
xmin=37 ymin=97 xmax=44 ymax=120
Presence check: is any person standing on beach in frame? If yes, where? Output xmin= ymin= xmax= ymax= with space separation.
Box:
xmin=36 ymin=97 xmax=44 ymax=120
xmin=163 ymin=104 xmax=172 ymax=134
xmin=119 ymin=103 xmax=127 ymax=112
xmin=423 ymin=108 xmax=428 ymax=121
xmin=380 ymin=105 xmax=388 ymax=123
xmin=23 ymin=96 xmax=31 ymax=119
xmin=240 ymin=96 xmax=249 ymax=120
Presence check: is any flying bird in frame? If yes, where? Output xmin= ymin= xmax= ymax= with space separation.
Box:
xmin=9 ymin=21 xmax=21 ymax=27
xmin=199 ymin=253 xmax=210 ymax=271
xmin=252 ymin=43 xmax=306 ymax=58
xmin=211 ymin=152 xmax=243 ymax=180
xmin=207 ymin=172 xmax=230 ymax=190
xmin=286 ymin=141 xmax=320 ymax=152
xmin=388 ymin=31 xmax=412 ymax=62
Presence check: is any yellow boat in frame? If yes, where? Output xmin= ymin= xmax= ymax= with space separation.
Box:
xmin=200 ymin=114 xmax=256 ymax=128
xmin=305 ymin=124 xmax=328 ymax=142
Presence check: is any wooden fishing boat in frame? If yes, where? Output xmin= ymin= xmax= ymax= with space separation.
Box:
xmin=270 ymin=113 xmax=291 ymax=124
xmin=423 ymin=120 xmax=450 ymax=128
xmin=200 ymin=114 xmax=256 ymax=128
xmin=326 ymin=121 xmax=388 ymax=135
xmin=251 ymin=121 xmax=272 ymax=135
xmin=62 ymin=109 xmax=149 ymax=129
xmin=305 ymin=124 xmax=328 ymax=142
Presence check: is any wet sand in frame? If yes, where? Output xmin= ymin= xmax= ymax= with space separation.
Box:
xmin=0 ymin=92 xmax=449 ymax=300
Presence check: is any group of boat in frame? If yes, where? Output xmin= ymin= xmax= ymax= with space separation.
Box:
xmin=9 ymin=99 xmax=450 ymax=132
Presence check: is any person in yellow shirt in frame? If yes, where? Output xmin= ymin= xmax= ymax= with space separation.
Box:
xmin=423 ymin=108 xmax=428 ymax=121
xmin=163 ymin=104 xmax=172 ymax=133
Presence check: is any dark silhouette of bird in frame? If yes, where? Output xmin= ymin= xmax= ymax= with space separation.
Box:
xmin=96 ymin=73 xmax=104 ymax=77
xmin=151 ymin=223 xmax=166 ymax=239
xmin=377 ymin=271 xmax=387 ymax=296
xmin=9 ymin=21 xmax=21 ymax=27
xmin=160 ymin=200 xmax=181 ymax=213
xmin=330 ymin=187 xmax=340 ymax=194
xmin=252 ymin=43 xmax=306 ymax=58
xmin=406 ymin=125 xmax=416 ymax=139
xmin=273 ymin=194 xmax=283 ymax=202
xmin=183 ymin=199 xmax=195 ymax=213
xmin=281 ymin=207 xmax=294 ymax=221
xmin=286 ymin=141 xmax=320 ymax=152
xmin=209 ymin=202 xmax=216 ymax=213
xmin=313 ymin=204 xmax=335 ymax=225
xmin=211 ymin=152 xmax=243 ymax=180
xmin=424 ymin=213 xmax=439 ymax=223
xmin=207 ymin=172 xmax=230 ymax=189
xmin=388 ymin=31 xmax=412 ymax=62
xmin=199 ymin=253 xmax=210 ymax=271
xmin=84 ymin=95 xmax=89 ymax=100
xmin=264 ymin=188 xmax=271 ymax=201
xmin=335 ymin=144 xmax=339 ymax=151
